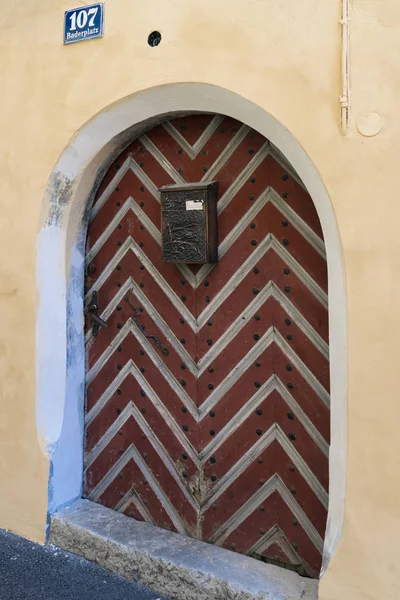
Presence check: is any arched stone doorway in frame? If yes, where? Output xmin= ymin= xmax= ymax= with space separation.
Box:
xmin=83 ymin=113 xmax=329 ymax=578
xmin=36 ymin=84 xmax=346 ymax=585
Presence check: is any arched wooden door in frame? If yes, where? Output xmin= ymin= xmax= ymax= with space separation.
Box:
xmin=83 ymin=114 xmax=329 ymax=577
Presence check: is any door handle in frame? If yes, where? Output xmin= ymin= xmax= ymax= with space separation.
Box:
xmin=85 ymin=291 xmax=108 ymax=337
xmin=91 ymin=313 xmax=108 ymax=329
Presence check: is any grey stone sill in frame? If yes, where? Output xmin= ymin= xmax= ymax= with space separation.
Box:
xmin=50 ymin=499 xmax=319 ymax=600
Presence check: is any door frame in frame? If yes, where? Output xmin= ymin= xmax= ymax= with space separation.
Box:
xmin=36 ymin=83 xmax=347 ymax=576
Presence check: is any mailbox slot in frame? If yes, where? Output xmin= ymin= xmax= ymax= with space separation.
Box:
xmin=159 ymin=181 xmax=218 ymax=264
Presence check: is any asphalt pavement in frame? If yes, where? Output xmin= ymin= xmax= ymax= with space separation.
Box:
xmin=0 ymin=528 xmax=170 ymax=600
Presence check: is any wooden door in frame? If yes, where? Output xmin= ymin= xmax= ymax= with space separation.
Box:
xmin=84 ymin=114 xmax=329 ymax=577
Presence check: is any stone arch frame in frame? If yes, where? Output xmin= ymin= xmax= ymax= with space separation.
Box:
xmin=36 ymin=83 xmax=347 ymax=576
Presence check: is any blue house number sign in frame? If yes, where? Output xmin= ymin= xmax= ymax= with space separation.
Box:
xmin=64 ymin=3 xmax=104 ymax=44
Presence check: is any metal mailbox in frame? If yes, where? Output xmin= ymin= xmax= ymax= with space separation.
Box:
xmin=159 ymin=181 xmax=218 ymax=264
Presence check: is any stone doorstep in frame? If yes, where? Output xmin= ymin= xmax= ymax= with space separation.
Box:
xmin=49 ymin=499 xmax=319 ymax=600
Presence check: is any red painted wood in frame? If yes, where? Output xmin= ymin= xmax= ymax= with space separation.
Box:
xmin=84 ymin=114 xmax=329 ymax=578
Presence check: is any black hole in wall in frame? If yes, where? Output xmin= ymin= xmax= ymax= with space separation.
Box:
xmin=148 ymin=31 xmax=162 ymax=47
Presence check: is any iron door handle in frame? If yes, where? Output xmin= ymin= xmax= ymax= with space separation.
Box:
xmin=91 ymin=313 xmax=108 ymax=329
xmin=85 ymin=291 xmax=108 ymax=337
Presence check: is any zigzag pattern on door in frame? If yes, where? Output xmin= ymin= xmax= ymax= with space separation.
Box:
xmin=84 ymin=114 xmax=329 ymax=578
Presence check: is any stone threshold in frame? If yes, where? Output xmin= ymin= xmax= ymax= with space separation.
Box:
xmin=49 ymin=499 xmax=319 ymax=600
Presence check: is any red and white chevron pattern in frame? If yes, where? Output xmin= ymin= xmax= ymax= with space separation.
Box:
xmin=84 ymin=114 xmax=330 ymax=578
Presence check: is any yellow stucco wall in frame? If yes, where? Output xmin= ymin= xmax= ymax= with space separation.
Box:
xmin=0 ymin=0 xmax=399 ymax=598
